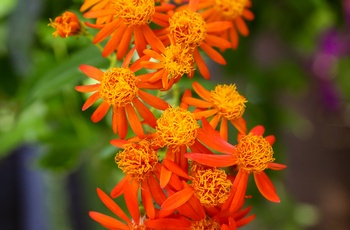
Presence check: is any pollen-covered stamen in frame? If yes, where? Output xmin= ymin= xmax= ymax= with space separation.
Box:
xmin=214 ymin=0 xmax=248 ymax=20
xmin=113 ymin=0 xmax=155 ymax=27
xmin=191 ymin=218 xmax=221 ymax=230
xmin=99 ymin=68 xmax=138 ymax=107
xmin=115 ymin=140 xmax=158 ymax=182
xmin=156 ymin=107 xmax=199 ymax=147
xmin=209 ymin=84 xmax=247 ymax=120
xmin=161 ymin=44 xmax=195 ymax=80
xmin=169 ymin=10 xmax=207 ymax=48
xmin=236 ymin=133 xmax=275 ymax=174
xmin=190 ymin=164 xmax=232 ymax=207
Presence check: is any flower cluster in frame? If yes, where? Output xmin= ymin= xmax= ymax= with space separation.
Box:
xmin=50 ymin=0 xmax=286 ymax=229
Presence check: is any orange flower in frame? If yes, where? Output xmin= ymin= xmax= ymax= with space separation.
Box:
xmin=157 ymin=0 xmax=233 ymax=79
xmin=82 ymin=0 xmax=175 ymax=59
xmin=198 ymin=0 xmax=254 ymax=49
xmin=182 ymin=81 xmax=247 ymax=140
xmin=185 ymin=118 xmax=287 ymax=213
xmin=75 ymin=52 xmax=169 ymax=138
xmin=48 ymin=11 xmax=82 ymax=38
xmin=137 ymin=36 xmax=195 ymax=90
xmin=80 ymin=0 xmax=114 ymax=25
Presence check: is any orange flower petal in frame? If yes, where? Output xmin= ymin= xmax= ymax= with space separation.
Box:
xmin=230 ymin=117 xmax=247 ymax=135
xmin=117 ymin=107 xmax=128 ymax=139
xmin=236 ymin=214 xmax=256 ymax=228
xmin=264 ymin=135 xmax=275 ymax=145
xmin=235 ymin=17 xmax=249 ymax=36
xmin=243 ymin=9 xmax=254 ymax=21
xmin=80 ymin=0 xmax=99 ymax=12
xmin=193 ymin=48 xmax=210 ymax=79
xmin=184 ymin=153 xmax=236 ymax=167
xmin=96 ymin=188 xmax=131 ymax=224
xmin=93 ymin=19 xmax=121 ymax=44
xmin=138 ymin=90 xmax=169 ymax=110
xmin=220 ymin=117 xmax=228 ymax=141
xmin=155 ymin=3 xmax=176 ymax=12
xmin=163 ymin=159 xmax=190 ymax=180
xmin=132 ymin=97 xmax=157 ymax=128
xmin=229 ymin=170 xmax=249 ymax=213
xmin=116 ymin=26 xmax=133 ymax=60
xmin=229 ymin=27 xmax=239 ymax=49
xmin=102 ymin=23 xmax=127 ymax=57
xmin=83 ymin=9 xmax=114 ymax=19
xmin=182 ymin=96 xmax=213 ymax=108
xmin=82 ymin=91 xmax=100 ymax=111
xmin=125 ymin=104 xmax=144 ymax=138
xmin=110 ymin=139 xmax=129 ymax=148
xmin=110 ymin=176 xmax=128 ymax=198
xmin=122 ymin=46 xmax=136 ymax=68
xmin=141 ymin=61 xmax=164 ymax=70
xmin=124 ymin=180 xmax=140 ymax=224
xmin=134 ymin=27 xmax=148 ymax=57
xmin=268 ymin=162 xmax=287 ymax=171
xmin=206 ymin=21 xmax=232 ymax=33
xmin=141 ymin=180 xmax=156 ymax=219
xmin=254 ymin=171 xmax=280 ymax=203
xmin=152 ymin=12 xmax=170 ymax=27
xmin=75 ymin=84 xmax=99 ymax=93
xmin=112 ymin=107 xmax=118 ymax=133
xmin=89 ymin=212 xmax=128 ymax=230
xmin=160 ymin=165 xmax=172 ymax=188
xmin=91 ymin=101 xmax=110 ymax=122
xmin=192 ymin=81 xmax=211 ymax=101
xmin=188 ymin=0 xmax=199 ymax=11
xmin=209 ymin=113 xmax=221 ymax=129
xmin=147 ymin=174 xmax=167 ymax=206
xmin=79 ymin=64 xmax=104 ymax=81
xmin=145 ymin=218 xmax=192 ymax=229
xmin=200 ymin=42 xmax=227 ymax=65
xmin=161 ymin=187 xmax=194 ymax=210
xmin=250 ymin=125 xmax=265 ymax=136
xmin=142 ymin=25 xmax=165 ymax=53
xmin=205 ymin=34 xmax=232 ymax=49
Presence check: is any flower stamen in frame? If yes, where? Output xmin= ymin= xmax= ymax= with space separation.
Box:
xmin=214 ymin=0 xmax=248 ymax=20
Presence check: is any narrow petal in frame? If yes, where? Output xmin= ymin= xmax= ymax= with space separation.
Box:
xmin=209 ymin=113 xmax=221 ymax=130
xmin=229 ymin=27 xmax=239 ymax=49
xmin=134 ymin=26 xmax=147 ymax=57
xmin=200 ymin=42 xmax=227 ymax=65
xmin=192 ymin=81 xmax=211 ymax=101
xmin=229 ymin=170 xmax=249 ymax=213
xmin=254 ymin=171 xmax=280 ymax=203
xmin=143 ymin=49 xmax=164 ymax=61
xmin=182 ymin=97 xmax=213 ymax=108
xmin=220 ymin=117 xmax=228 ymax=141
xmin=79 ymin=64 xmax=103 ymax=81
xmin=142 ymin=25 xmax=165 ymax=53
xmin=102 ymin=23 xmax=127 ymax=57
xmin=75 ymin=84 xmax=99 ymax=93
xmin=110 ymin=139 xmax=129 ymax=148
xmin=110 ymin=176 xmax=128 ymax=198
xmin=235 ymin=17 xmax=249 ymax=36
xmin=230 ymin=117 xmax=247 ymax=135
xmin=112 ymin=107 xmax=118 ymax=133
xmin=264 ymin=135 xmax=275 ymax=145
xmin=163 ymin=159 xmax=190 ymax=180
xmin=141 ymin=180 xmax=155 ymax=219
xmin=93 ymin=19 xmax=121 ymax=44
xmin=193 ymin=48 xmax=210 ymax=79
xmin=206 ymin=21 xmax=232 ymax=33
xmin=96 ymin=188 xmax=131 ymax=224
xmin=161 ymin=187 xmax=194 ymax=210
xmin=188 ymin=0 xmax=199 ymax=11
xmin=91 ymin=101 xmax=110 ymax=122
xmin=138 ymin=90 xmax=169 ymax=110
xmin=184 ymin=153 xmax=236 ymax=167
xmin=250 ymin=125 xmax=265 ymax=136
xmin=125 ymin=104 xmax=144 ymax=138
xmin=160 ymin=165 xmax=172 ymax=188
xmin=236 ymin=214 xmax=256 ymax=228
xmin=152 ymin=12 xmax=170 ymax=27
xmin=124 ymin=180 xmax=140 ymax=223
xmin=89 ymin=212 xmax=128 ymax=230
xmin=155 ymin=3 xmax=176 ymax=12
xmin=83 ymin=9 xmax=115 ymax=19
xmin=145 ymin=218 xmax=192 ymax=229
xmin=205 ymin=34 xmax=232 ymax=49
xmin=268 ymin=163 xmax=287 ymax=171
xmin=117 ymin=107 xmax=128 ymax=139
xmin=148 ymin=175 xmax=167 ymax=206
xmin=122 ymin=47 xmax=136 ymax=68
xmin=141 ymin=61 xmax=164 ymax=70
xmin=116 ymin=26 xmax=133 ymax=60
xmin=82 ymin=91 xmax=100 ymax=111
xmin=243 ymin=9 xmax=254 ymax=21
xmin=132 ymin=97 xmax=157 ymax=127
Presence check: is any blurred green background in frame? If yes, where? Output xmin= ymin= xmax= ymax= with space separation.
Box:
xmin=1 ymin=0 xmax=349 ymax=229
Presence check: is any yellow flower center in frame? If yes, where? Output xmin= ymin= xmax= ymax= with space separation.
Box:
xmin=209 ymin=84 xmax=247 ymax=120
xmin=214 ymin=0 xmax=248 ymax=20
xmin=115 ymin=140 xmax=158 ymax=182
xmin=191 ymin=218 xmax=221 ymax=230
xmin=236 ymin=133 xmax=275 ymax=174
xmin=161 ymin=44 xmax=195 ymax=80
xmin=113 ymin=0 xmax=155 ymax=27
xmin=156 ymin=107 xmax=199 ymax=147
xmin=190 ymin=164 xmax=232 ymax=207
xmin=99 ymin=68 xmax=138 ymax=107
xmin=169 ymin=10 xmax=207 ymax=48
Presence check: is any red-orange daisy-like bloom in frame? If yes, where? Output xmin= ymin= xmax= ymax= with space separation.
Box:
xmin=48 ymin=11 xmax=82 ymax=38
xmin=75 ymin=54 xmax=169 ymax=139
xmin=198 ymin=0 xmax=254 ymax=49
xmin=82 ymin=0 xmax=175 ymax=59
xmin=185 ymin=118 xmax=287 ymax=213
xmin=182 ymin=81 xmax=247 ymax=139
xmin=156 ymin=0 xmax=233 ymax=79
xmin=136 ymin=37 xmax=195 ymax=90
